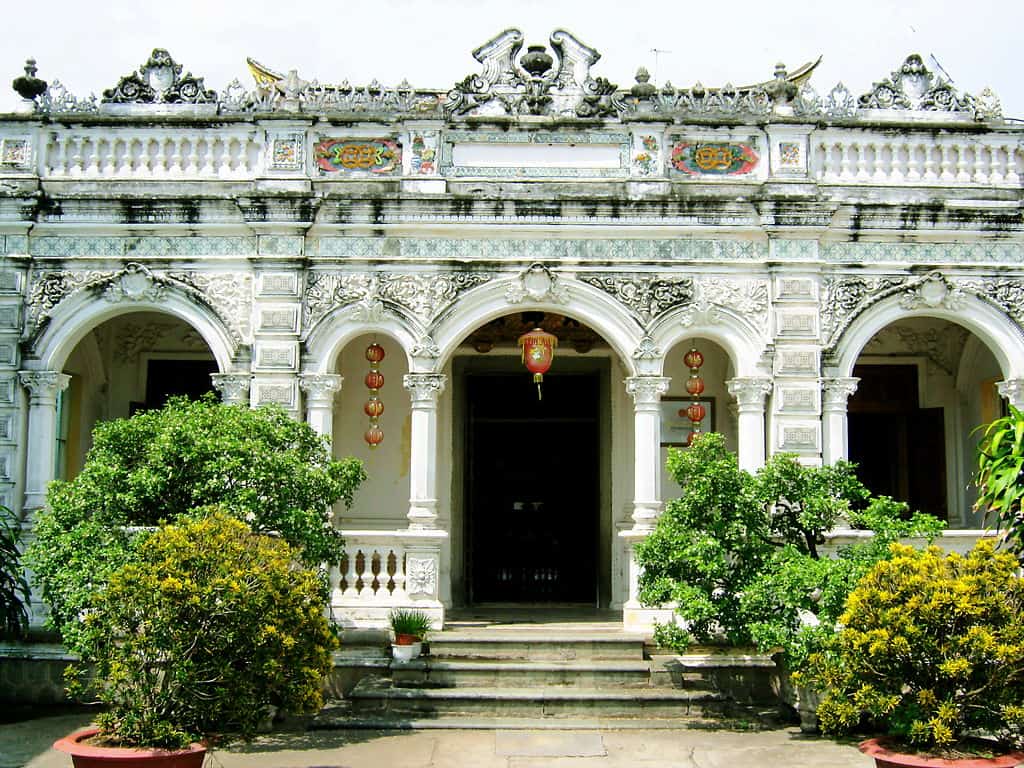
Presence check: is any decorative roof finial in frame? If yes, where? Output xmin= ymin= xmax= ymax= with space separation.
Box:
xmin=631 ymin=67 xmax=657 ymax=100
xmin=12 ymin=58 xmax=47 ymax=101
xmin=764 ymin=62 xmax=797 ymax=104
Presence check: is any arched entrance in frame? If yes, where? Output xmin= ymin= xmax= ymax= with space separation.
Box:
xmin=455 ymin=312 xmax=614 ymax=607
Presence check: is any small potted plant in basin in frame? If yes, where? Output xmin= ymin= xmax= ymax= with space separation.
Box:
xmin=798 ymin=540 xmax=1024 ymax=767
xmin=389 ymin=608 xmax=433 ymax=663
xmin=52 ymin=511 xmax=337 ymax=767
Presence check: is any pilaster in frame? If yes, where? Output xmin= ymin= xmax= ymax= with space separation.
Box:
xmin=18 ymin=371 xmax=70 ymax=512
xmin=403 ymin=373 xmax=447 ymax=531
xmin=821 ymin=377 xmax=859 ymax=463
xmin=726 ymin=377 xmax=772 ymax=471
xmin=299 ymin=373 xmax=343 ymax=444
xmin=624 ymin=376 xmax=670 ymax=531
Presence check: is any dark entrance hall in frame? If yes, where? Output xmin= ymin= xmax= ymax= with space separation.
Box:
xmin=464 ymin=371 xmax=600 ymax=604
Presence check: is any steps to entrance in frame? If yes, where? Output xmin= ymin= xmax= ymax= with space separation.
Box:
xmin=316 ymin=621 xmax=774 ymax=730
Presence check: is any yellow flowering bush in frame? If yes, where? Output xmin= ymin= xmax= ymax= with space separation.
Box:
xmin=801 ymin=541 xmax=1024 ymax=750
xmin=67 ymin=512 xmax=337 ymax=748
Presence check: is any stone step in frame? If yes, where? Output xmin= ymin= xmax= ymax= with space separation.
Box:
xmin=391 ymin=658 xmax=652 ymax=689
xmin=347 ymin=681 xmax=727 ymax=719
xmin=426 ymin=632 xmax=645 ymax=661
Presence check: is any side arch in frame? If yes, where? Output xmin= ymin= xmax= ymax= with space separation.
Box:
xmin=828 ymin=293 xmax=1024 ymax=380
xmin=645 ymin=306 xmax=769 ymax=377
xmin=303 ymin=306 xmax=419 ymax=373
xmin=27 ymin=288 xmax=239 ymax=374
xmin=429 ymin=278 xmax=645 ymax=374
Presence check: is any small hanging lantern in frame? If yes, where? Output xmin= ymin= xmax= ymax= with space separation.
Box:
xmin=364 ymin=342 xmax=385 ymax=448
xmin=684 ymin=346 xmax=705 ymax=445
xmin=517 ymin=326 xmax=558 ymax=400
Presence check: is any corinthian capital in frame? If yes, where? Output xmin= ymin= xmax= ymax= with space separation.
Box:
xmin=726 ymin=377 xmax=773 ymax=409
xmin=298 ymin=373 xmax=343 ymax=405
xmin=821 ymin=377 xmax=860 ymax=410
xmin=210 ymin=373 xmax=252 ymax=405
xmin=624 ymin=376 xmax=670 ymax=405
xmin=997 ymin=379 xmax=1024 ymax=410
xmin=403 ymin=373 xmax=447 ymax=405
xmin=18 ymin=371 xmax=70 ymax=403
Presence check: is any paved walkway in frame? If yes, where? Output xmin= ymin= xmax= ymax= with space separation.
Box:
xmin=4 ymin=713 xmax=874 ymax=768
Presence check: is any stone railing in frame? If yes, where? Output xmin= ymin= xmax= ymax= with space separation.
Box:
xmin=40 ymin=127 xmax=262 ymax=180
xmin=810 ymin=130 xmax=1024 ymax=186
xmin=330 ymin=529 xmax=445 ymax=629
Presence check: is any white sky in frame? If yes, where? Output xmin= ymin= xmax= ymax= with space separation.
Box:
xmin=2 ymin=0 xmax=1021 ymax=118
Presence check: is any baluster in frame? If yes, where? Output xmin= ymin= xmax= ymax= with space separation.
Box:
xmin=150 ymin=137 xmax=166 ymax=178
xmin=228 ymin=137 xmax=241 ymax=176
xmin=203 ymin=137 xmax=218 ymax=176
xmin=103 ymin=138 xmax=118 ymax=176
xmin=86 ymin=137 xmax=102 ymax=177
xmin=854 ymin=144 xmax=870 ymax=181
xmin=329 ymin=564 xmax=343 ymax=604
xmin=342 ymin=550 xmax=358 ymax=599
xmin=357 ymin=550 xmax=373 ymax=599
xmin=938 ymin=143 xmax=954 ymax=181
xmin=1005 ymin=145 xmax=1021 ymax=185
xmin=904 ymin=143 xmax=921 ymax=181
xmin=169 ymin=137 xmax=184 ymax=176
xmin=69 ymin=137 xmax=84 ymax=178
xmin=973 ymin=145 xmax=989 ymax=184
xmin=923 ymin=143 xmax=938 ymax=181
xmin=391 ymin=549 xmax=408 ymax=602
xmin=185 ymin=137 xmax=199 ymax=174
xmin=370 ymin=551 xmax=382 ymax=597
xmin=837 ymin=143 xmax=851 ymax=181
xmin=812 ymin=142 xmax=827 ymax=181
xmin=955 ymin=144 xmax=970 ymax=182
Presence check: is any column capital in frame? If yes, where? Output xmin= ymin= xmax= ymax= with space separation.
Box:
xmin=18 ymin=371 xmax=70 ymax=403
xmin=997 ymin=379 xmax=1024 ymax=410
xmin=298 ymin=373 xmax=343 ymax=404
xmin=821 ymin=377 xmax=860 ymax=410
xmin=403 ymin=373 xmax=447 ymax=405
xmin=726 ymin=377 xmax=773 ymax=410
xmin=624 ymin=376 xmax=670 ymax=405
xmin=210 ymin=373 xmax=252 ymax=405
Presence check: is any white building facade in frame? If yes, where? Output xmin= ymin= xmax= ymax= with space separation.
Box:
xmin=2 ymin=32 xmax=1022 ymax=630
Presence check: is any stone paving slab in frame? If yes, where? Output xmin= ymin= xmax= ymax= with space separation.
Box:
xmin=10 ymin=714 xmax=874 ymax=768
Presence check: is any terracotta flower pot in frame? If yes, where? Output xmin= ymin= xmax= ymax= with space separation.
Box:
xmin=860 ymin=737 xmax=1024 ymax=768
xmin=54 ymin=727 xmax=206 ymax=768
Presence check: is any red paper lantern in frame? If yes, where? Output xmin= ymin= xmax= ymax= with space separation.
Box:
xmin=517 ymin=327 xmax=558 ymax=400
xmin=365 ymin=343 xmax=386 ymax=364
xmin=685 ymin=376 xmax=705 ymax=396
xmin=686 ymin=402 xmax=706 ymax=424
xmin=364 ymin=399 xmax=384 ymax=418
xmin=364 ymin=425 xmax=384 ymax=447
xmin=684 ymin=348 xmax=704 ymax=369
xmin=365 ymin=370 xmax=384 ymax=390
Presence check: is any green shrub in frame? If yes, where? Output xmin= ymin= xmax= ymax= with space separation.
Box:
xmin=0 ymin=505 xmax=29 ymax=638
xmin=976 ymin=405 xmax=1024 ymax=559
xmin=68 ymin=512 xmax=337 ymax=748
xmin=801 ymin=541 xmax=1024 ymax=750
xmin=27 ymin=395 xmax=365 ymax=646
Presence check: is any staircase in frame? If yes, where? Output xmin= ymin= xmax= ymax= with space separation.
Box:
xmin=314 ymin=617 xmax=781 ymax=730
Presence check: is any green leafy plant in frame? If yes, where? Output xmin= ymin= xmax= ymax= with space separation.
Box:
xmin=67 ymin=512 xmax=337 ymax=748
xmin=976 ymin=404 xmax=1024 ymax=559
xmin=389 ymin=608 xmax=433 ymax=640
xmin=800 ymin=541 xmax=1024 ymax=752
xmin=27 ymin=395 xmax=365 ymax=647
xmin=636 ymin=433 xmax=876 ymax=648
xmin=0 ymin=505 xmax=30 ymax=638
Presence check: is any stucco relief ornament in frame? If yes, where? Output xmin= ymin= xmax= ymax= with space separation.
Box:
xmin=102 ymin=48 xmax=217 ymax=104
xmin=406 ymin=557 xmax=437 ymax=596
xmin=25 ymin=269 xmax=112 ymax=332
xmin=380 ymin=273 xmax=492 ymax=323
xmin=410 ymin=336 xmax=441 ymax=359
xmin=581 ymin=275 xmax=693 ymax=326
xmin=632 ymin=335 xmax=663 ymax=361
xmin=103 ymin=263 xmax=167 ymax=303
xmin=444 ymin=28 xmax=614 ymax=118
xmin=679 ymin=300 xmax=725 ymax=328
xmin=506 ymin=263 xmax=569 ymax=304
xmin=899 ymin=273 xmax=966 ymax=312
xmin=858 ymin=54 xmax=973 ymax=112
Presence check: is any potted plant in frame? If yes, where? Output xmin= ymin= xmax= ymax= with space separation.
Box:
xmin=389 ymin=608 xmax=433 ymax=663
xmin=52 ymin=511 xmax=337 ymax=766
xmin=799 ymin=541 xmax=1024 ymax=766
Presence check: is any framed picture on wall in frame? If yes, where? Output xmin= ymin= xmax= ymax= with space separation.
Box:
xmin=660 ymin=396 xmax=716 ymax=447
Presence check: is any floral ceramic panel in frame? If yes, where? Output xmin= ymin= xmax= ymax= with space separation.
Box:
xmin=314 ymin=138 xmax=402 ymax=175
xmin=670 ymin=141 xmax=758 ymax=175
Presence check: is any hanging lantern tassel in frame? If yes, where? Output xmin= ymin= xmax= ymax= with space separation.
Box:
xmin=364 ymin=343 xmax=386 ymax=448
xmin=517 ymin=327 xmax=558 ymax=401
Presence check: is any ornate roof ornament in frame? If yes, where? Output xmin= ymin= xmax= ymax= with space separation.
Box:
xmin=858 ymin=54 xmax=972 ymax=113
xmin=12 ymin=59 xmax=47 ymax=101
xmin=102 ymin=48 xmax=217 ymax=104
xmin=444 ymin=28 xmax=617 ymax=118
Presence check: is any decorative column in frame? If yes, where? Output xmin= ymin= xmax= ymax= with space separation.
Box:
xmin=402 ymin=373 xmax=447 ymax=530
xmin=298 ymin=374 xmax=343 ymax=444
xmin=997 ymin=379 xmax=1024 ymax=411
xmin=210 ymin=373 xmax=251 ymax=406
xmin=822 ymin=377 xmax=860 ymax=464
xmin=18 ymin=371 xmax=70 ymax=512
xmin=726 ymin=377 xmax=773 ymax=472
xmin=624 ymin=376 xmax=671 ymax=531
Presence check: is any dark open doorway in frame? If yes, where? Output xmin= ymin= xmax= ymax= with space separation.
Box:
xmin=464 ymin=371 xmax=600 ymax=604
